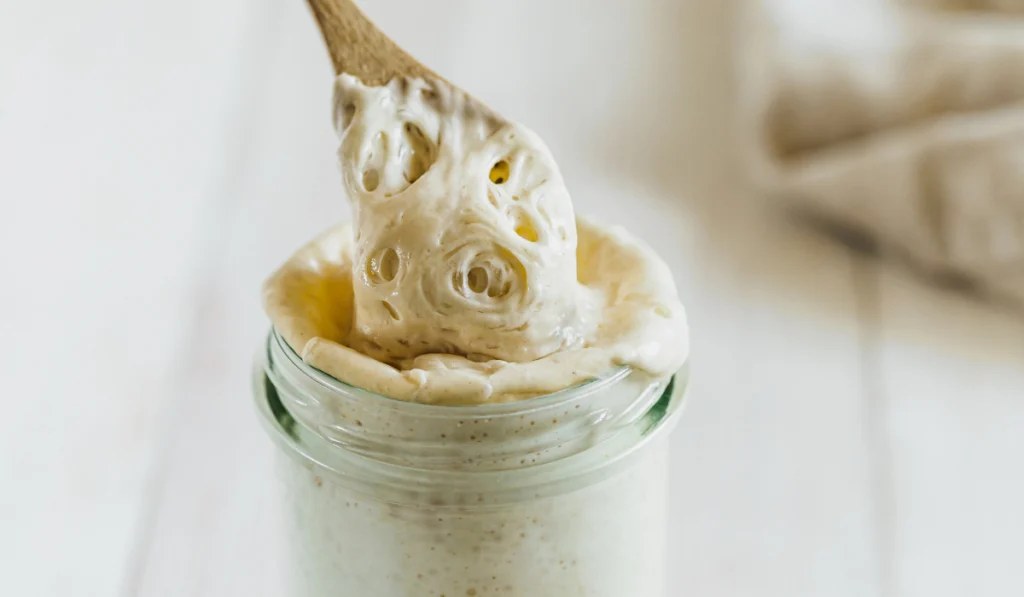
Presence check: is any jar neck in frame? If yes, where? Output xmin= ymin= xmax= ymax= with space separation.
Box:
xmin=255 ymin=330 xmax=687 ymax=492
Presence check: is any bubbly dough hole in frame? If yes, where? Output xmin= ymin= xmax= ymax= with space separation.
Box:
xmin=468 ymin=267 xmax=489 ymax=293
xmin=382 ymin=301 xmax=401 ymax=320
xmin=361 ymin=132 xmax=387 ymax=193
xmin=401 ymin=122 xmax=434 ymax=184
xmin=340 ymin=103 xmax=356 ymax=130
xmin=489 ymin=279 xmax=512 ymax=298
xmin=506 ymin=206 xmax=540 ymax=243
xmin=362 ymin=169 xmax=380 ymax=192
xmin=516 ymin=222 xmax=539 ymax=243
xmin=366 ymin=247 xmax=400 ymax=285
xmin=380 ymin=248 xmax=400 ymax=281
xmin=489 ymin=159 xmax=510 ymax=184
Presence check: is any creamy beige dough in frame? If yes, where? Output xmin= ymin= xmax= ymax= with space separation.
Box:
xmin=263 ymin=75 xmax=688 ymax=404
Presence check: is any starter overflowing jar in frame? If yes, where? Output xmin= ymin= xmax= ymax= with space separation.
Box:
xmin=256 ymin=74 xmax=690 ymax=596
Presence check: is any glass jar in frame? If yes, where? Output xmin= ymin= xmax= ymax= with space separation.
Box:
xmin=253 ymin=329 xmax=688 ymax=597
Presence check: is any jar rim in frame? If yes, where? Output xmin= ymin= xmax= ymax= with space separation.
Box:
xmin=254 ymin=365 xmax=687 ymax=500
xmin=254 ymin=329 xmax=689 ymax=499
xmin=270 ymin=327 xmax=633 ymax=415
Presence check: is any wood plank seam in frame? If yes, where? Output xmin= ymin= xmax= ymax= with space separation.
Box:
xmin=854 ymin=259 xmax=898 ymax=597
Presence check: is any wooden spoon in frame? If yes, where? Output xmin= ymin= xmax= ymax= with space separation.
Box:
xmin=305 ymin=0 xmax=442 ymax=85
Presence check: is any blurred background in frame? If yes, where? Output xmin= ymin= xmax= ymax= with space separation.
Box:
xmin=2 ymin=0 xmax=1023 ymax=595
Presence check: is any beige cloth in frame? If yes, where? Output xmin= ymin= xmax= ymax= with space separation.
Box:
xmin=741 ymin=0 xmax=1024 ymax=302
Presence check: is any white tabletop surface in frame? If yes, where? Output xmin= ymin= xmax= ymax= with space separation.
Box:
xmin=3 ymin=1 xmax=1024 ymax=595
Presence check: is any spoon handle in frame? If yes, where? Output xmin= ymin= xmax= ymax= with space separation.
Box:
xmin=305 ymin=0 xmax=436 ymax=84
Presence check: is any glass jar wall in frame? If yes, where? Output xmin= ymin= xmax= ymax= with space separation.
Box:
xmin=254 ymin=330 xmax=687 ymax=597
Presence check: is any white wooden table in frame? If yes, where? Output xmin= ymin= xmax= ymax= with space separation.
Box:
xmin=3 ymin=1 xmax=1023 ymax=595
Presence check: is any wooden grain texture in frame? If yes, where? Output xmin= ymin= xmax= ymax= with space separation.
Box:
xmin=305 ymin=0 xmax=437 ymax=82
